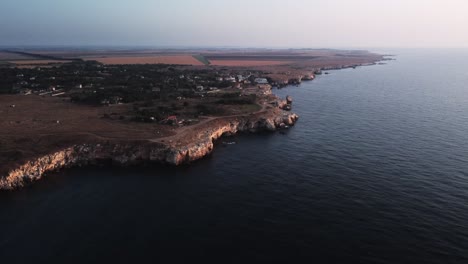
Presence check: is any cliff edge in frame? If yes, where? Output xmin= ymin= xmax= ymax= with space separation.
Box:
xmin=0 ymin=107 xmax=298 ymax=190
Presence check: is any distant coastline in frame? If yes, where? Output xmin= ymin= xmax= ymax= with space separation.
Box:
xmin=0 ymin=48 xmax=384 ymax=190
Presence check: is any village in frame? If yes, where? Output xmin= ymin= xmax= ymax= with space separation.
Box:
xmin=0 ymin=48 xmax=384 ymax=192
xmin=0 ymin=61 xmax=312 ymax=126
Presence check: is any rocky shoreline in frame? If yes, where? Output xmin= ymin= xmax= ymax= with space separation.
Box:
xmin=0 ymin=108 xmax=298 ymax=190
xmin=1 ymin=58 xmax=388 ymax=190
xmin=271 ymin=62 xmax=382 ymax=87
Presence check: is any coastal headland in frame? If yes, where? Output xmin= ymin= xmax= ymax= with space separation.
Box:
xmin=0 ymin=48 xmax=384 ymax=190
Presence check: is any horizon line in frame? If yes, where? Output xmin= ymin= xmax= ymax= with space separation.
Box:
xmin=1 ymin=44 xmax=468 ymax=50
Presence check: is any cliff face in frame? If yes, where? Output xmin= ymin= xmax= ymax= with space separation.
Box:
xmin=168 ymin=111 xmax=298 ymax=164
xmin=0 ymin=143 xmax=168 ymax=190
xmin=0 ymin=111 xmax=298 ymax=190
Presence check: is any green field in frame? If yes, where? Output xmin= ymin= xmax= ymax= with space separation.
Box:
xmin=193 ymin=54 xmax=211 ymax=65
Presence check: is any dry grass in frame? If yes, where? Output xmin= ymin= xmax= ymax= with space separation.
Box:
xmin=0 ymin=93 xmax=268 ymax=176
xmin=86 ymin=56 xmax=204 ymax=65
xmin=0 ymin=95 xmax=176 ymax=174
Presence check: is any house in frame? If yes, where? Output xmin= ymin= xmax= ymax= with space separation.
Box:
xmin=21 ymin=88 xmax=32 ymax=95
xmin=254 ymin=78 xmax=269 ymax=84
xmin=224 ymin=76 xmax=236 ymax=82
xmin=109 ymin=96 xmax=122 ymax=104
xmin=160 ymin=115 xmax=178 ymax=125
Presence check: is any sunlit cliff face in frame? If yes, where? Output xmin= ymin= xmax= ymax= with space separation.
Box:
xmin=0 ymin=110 xmax=298 ymax=190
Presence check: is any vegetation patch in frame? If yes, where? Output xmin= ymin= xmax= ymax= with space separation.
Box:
xmin=215 ymin=94 xmax=257 ymax=105
xmin=193 ymin=55 xmax=211 ymax=65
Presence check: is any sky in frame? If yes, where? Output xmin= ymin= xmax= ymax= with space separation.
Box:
xmin=1 ymin=0 xmax=468 ymax=48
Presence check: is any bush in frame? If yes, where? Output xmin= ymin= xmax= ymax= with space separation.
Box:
xmin=215 ymin=94 xmax=256 ymax=105
xmin=221 ymin=92 xmax=241 ymax=98
xmin=196 ymin=104 xmax=225 ymax=115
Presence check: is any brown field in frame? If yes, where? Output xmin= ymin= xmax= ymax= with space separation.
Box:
xmin=0 ymin=52 xmax=37 ymax=61
xmin=23 ymin=48 xmax=383 ymax=69
xmin=10 ymin=60 xmax=73 ymax=65
xmin=0 ymin=92 xmax=268 ymax=175
xmin=0 ymin=95 xmax=177 ymax=175
xmin=209 ymin=60 xmax=292 ymax=66
xmin=31 ymin=50 xmax=195 ymax=58
xmin=86 ymin=55 xmax=204 ymax=65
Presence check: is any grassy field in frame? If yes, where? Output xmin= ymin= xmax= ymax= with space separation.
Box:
xmin=227 ymin=103 xmax=262 ymax=114
xmin=192 ymin=54 xmax=211 ymax=65
xmin=0 ymin=95 xmax=177 ymax=174
xmin=0 ymin=52 xmax=37 ymax=61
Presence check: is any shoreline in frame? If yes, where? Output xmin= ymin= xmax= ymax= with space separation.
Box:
xmin=0 ymin=102 xmax=298 ymax=190
xmin=0 ymin=57 xmax=385 ymax=191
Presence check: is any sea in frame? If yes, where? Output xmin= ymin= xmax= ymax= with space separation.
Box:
xmin=1 ymin=49 xmax=468 ymax=263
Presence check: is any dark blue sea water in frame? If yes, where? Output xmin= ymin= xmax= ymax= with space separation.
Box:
xmin=2 ymin=49 xmax=468 ymax=263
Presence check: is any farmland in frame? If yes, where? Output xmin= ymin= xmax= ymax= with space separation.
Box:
xmin=1 ymin=48 xmax=384 ymax=72
xmin=9 ymin=60 xmax=73 ymax=65
xmin=85 ymin=55 xmax=204 ymax=65
xmin=192 ymin=54 xmax=211 ymax=65
xmin=0 ymin=51 xmax=37 ymax=61
xmin=209 ymin=60 xmax=292 ymax=66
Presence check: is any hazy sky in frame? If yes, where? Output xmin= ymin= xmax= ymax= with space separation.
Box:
xmin=1 ymin=0 xmax=467 ymax=48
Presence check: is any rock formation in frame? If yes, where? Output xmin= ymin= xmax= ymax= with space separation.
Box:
xmin=0 ymin=109 xmax=298 ymax=190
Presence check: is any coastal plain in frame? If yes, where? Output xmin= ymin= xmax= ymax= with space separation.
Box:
xmin=0 ymin=48 xmax=383 ymax=189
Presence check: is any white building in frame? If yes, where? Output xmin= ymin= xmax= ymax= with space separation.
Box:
xmin=254 ymin=78 xmax=269 ymax=84
xmin=224 ymin=77 xmax=236 ymax=82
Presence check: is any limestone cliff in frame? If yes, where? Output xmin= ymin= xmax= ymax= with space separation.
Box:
xmin=0 ymin=110 xmax=298 ymax=190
